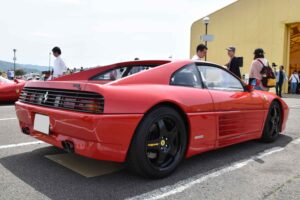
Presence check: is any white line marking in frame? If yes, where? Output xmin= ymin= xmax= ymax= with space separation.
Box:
xmin=0 ymin=118 xmax=17 ymax=121
xmin=292 ymin=137 xmax=300 ymax=144
xmin=0 ymin=141 xmax=45 ymax=149
xmin=127 ymin=147 xmax=285 ymax=200
xmin=290 ymin=106 xmax=300 ymax=109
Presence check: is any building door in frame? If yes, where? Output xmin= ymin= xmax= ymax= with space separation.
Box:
xmin=289 ymin=23 xmax=300 ymax=93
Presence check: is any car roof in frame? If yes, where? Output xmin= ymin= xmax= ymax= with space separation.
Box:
xmin=53 ymin=59 xmax=222 ymax=82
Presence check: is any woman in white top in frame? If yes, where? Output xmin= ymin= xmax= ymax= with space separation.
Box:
xmin=289 ymin=71 xmax=300 ymax=94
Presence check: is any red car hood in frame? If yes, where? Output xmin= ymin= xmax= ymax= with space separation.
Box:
xmin=0 ymin=81 xmax=16 ymax=88
xmin=0 ymin=80 xmax=26 ymax=102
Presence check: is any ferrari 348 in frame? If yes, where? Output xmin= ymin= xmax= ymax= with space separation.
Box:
xmin=15 ymin=60 xmax=289 ymax=178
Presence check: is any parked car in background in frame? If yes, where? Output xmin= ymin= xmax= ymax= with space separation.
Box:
xmin=0 ymin=76 xmax=26 ymax=102
xmin=15 ymin=60 xmax=289 ymax=178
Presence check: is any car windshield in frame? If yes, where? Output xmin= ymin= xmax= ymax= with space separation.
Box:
xmin=0 ymin=76 xmax=13 ymax=83
xmin=91 ymin=65 xmax=154 ymax=81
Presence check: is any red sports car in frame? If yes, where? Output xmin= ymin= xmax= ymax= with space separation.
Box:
xmin=0 ymin=76 xmax=25 ymax=102
xmin=15 ymin=60 xmax=289 ymax=178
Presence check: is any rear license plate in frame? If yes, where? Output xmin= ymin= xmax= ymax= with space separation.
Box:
xmin=33 ymin=114 xmax=50 ymax=135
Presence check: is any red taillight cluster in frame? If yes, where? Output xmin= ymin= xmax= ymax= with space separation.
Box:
xmin=19 ymin=88 xmax=104 ymax=114
xmin=77 ymin=99 xmax=101 ymax=113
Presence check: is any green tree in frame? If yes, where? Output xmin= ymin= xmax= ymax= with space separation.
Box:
xmin=15 ymin=69 xmax=25 ymax=76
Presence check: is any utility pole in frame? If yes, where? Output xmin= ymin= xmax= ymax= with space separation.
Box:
xmin=13 ymin=49 xmax=17 ymax=78
xmin=49 ymin=52 xmax=51 ymax=73
xmin=202 ymin=17 xmax=210 ymax=61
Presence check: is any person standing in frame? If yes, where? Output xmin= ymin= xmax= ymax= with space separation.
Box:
xmin=249 ymin=48 xmax=269 ymax=91
xmin=192 ymin=44 xmax=208 ymax=61
xmin=52 ymin=47 xmax=67 ymax=78
xmin=274 ymin=65 xmax=288 ymax=97
xmin=225 ymin=46 xmax=241 ymax=78
xmin=289 ymin=71 xmax=300 ymax=94
xmin=7 ymin=70 xmax=14 ymax=80
xmin=298 ymin=71 xmax=300 ymax=94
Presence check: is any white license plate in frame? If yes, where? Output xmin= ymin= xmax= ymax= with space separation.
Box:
xmin=33 ymin=114 xmax=50 ymax=135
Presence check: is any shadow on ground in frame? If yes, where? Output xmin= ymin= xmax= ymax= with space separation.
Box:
xmin=0 ymin=134 xmax=293 ymax=200
xmin=0 ymin=102 xmax=15 ymax=106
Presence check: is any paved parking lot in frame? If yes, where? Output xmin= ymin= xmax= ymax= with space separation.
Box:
xmin=0 ymin=98 xmax=300 ymax=200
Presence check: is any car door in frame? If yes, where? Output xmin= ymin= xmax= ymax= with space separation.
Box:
xmin=170 ymin=64 xmax=217 ymax=155
xmin=197 ymin=63 xmax=265 ymax=147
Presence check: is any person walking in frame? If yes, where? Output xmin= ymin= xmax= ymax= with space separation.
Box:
xmin=274 ymin=65 xmax=287 ymax=97
xmin=52 ymin=47 xmax=67 ymax=78
xmin=249 ymin=48 xmax=269 ymax=91
xmin=225 ymin=46 xmax=241 ymax=78
xmin=192 ymin=44 xmax=207 ymax=61
xmin=298 ymin=71 xmax=300 ymax=94
xmin=289 ymin=71 xmax=300 ymax=94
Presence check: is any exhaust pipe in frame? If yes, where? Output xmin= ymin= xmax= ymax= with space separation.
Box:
xmin=22 ymin=127 xmax=30 ymax=135
xmin=61 ymin=140 xmax=75 ymax=153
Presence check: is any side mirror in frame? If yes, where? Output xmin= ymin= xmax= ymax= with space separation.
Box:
xmin=14 ymin=79 xmax=19 ymax=84
xmin=245 ymin=84 xmax=254 ymax=92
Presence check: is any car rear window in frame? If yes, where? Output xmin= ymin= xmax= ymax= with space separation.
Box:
xmin=91 ymin=65 xmax=155 ymax=81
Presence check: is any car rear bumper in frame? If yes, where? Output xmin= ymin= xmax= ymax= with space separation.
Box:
xmin=15 ymin=101 xmax=143 ymax=162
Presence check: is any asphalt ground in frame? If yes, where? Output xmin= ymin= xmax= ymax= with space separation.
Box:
xmin=0 ymin=98 xmax=300 ymax=200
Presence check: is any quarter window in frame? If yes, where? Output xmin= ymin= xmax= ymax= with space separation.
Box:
xmin=197 ymin=65 xmax=244 ymax=91
xmin=170 ymin=65 xmax=201 ymax=88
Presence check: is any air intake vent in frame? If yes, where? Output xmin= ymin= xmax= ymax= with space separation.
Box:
xmin=19 ymin=87 xmax=104 ymax=114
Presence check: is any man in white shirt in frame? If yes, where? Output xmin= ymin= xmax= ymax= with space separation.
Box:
xmin=192 ymin=44 xmax=208 ymax=61
xmin=289 ymin=71 xmax=300 ymax=94
xmin=52 ymin=47 xmax=67 ymax=78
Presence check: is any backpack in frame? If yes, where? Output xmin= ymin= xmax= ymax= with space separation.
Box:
xmin=257 ymin=59 xmax=276 ymax=88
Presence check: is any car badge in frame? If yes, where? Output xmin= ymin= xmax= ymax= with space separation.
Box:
xmin=43 ymin=91 xmax=49 ymax=103
xmin=73 ymin=84 xmax=81 ymax=90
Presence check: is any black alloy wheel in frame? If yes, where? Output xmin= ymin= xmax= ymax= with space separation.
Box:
xmin=145 ymin=118 xmax=181 ymax=169
xmin=261 ymin=101 xmax=282 ymax=142
xmin=127 ymin=106 xmax=187 ymax=178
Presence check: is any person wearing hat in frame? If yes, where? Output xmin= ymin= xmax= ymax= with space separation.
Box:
xmin=274 ymin=64 xmax=288 ymax=97
xmin=225 ymin=46 xmax=241 ymax=78
xmin=249 ymin=48 xmax=269 ymax=91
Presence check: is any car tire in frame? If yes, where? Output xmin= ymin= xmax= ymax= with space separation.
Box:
xmin=261 ymin=101 xmax=282 ymax=143
xmin=127 ymin=106 xmax=187 ymax=178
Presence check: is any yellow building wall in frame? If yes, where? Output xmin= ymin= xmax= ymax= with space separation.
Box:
xmin=190 ymin=0 xmax=300 ymax=85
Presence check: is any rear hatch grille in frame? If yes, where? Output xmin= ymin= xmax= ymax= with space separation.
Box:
xmin=19 ymin=87 xmax=104 ymax=114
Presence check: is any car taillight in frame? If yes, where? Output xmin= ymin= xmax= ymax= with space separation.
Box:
xmin=19 ymin=87 xmax=104 ymax=114
xmin=63 ymin=98 xmax=77 ymax=108
xmin=76 ymin=99 xmax=102 ymax=113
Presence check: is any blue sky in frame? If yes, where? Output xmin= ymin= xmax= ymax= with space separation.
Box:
xmin=0 ymin=0 xmax=235 ymax=68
